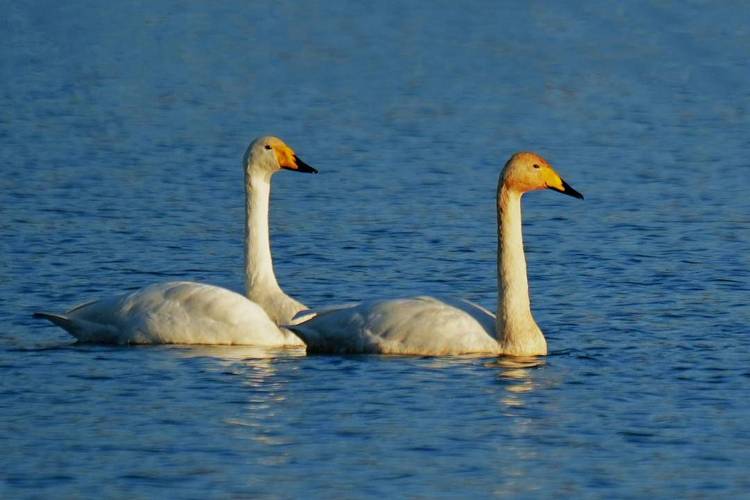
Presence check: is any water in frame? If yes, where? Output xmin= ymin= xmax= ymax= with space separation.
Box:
xmin=2 ymin=0 xmax=750 ymax=497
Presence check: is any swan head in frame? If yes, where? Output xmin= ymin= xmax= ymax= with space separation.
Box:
xmin=502 ymin=152 xmax=583 ymax=199
xmin=244 ymin=136 xmax=318 ymax=175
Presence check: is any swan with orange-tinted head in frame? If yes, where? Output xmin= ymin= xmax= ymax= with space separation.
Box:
xmin=291 ymin=151 xmax=583 ymax=356
xmin=34 ymin=135 xmax=317 ymax=346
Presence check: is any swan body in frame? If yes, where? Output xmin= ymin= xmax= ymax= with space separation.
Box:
xmin=292 ymin=297 xmax=499 ymax=355
xmin=35 ymin=136 xmax=317 ymax=346
xmin=34 ymin=282 xmax=301 ymax=345
xmin=291 ymin=152 xmax=583 ymax=356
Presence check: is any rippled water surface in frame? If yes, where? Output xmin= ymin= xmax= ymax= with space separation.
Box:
xmin=2 ymin=1 xmax=750 ymax=497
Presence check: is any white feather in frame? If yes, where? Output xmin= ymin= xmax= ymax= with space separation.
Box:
xmin=45 ymin=282 xmax=300 ymax=346
xmin=35 ymin=136 xmax=314 ymax=346
xmin=291 ymin=152 xmax=582 ymax=356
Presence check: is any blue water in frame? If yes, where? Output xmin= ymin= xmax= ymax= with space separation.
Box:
xmin=2 ymin=1 xmax=750 ymax=497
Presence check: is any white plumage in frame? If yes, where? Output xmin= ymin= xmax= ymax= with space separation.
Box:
xmin=293 ymin=297 xmax=499 ymax=355
xmin=34 ymin=136 xmax=317 ymax=346
xmin=35 ymin=282 xmax=299 ymax=345
xmin=291 ymin=152 xmax=583 ymax=356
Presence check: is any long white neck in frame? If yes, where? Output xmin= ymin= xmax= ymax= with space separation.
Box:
xmin=245 ymin=169 xmax=282 ymax=298
xmin=243 ymin=166 xmax=307 ymax=325
xmin=495 ymin=184 xmax=547 ymax=355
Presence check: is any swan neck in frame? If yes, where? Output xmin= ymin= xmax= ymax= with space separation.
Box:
xmin=496 ymin=184 xmax=545 ymax=354
xmin=245 ymin=169 xmax=281 ymax=297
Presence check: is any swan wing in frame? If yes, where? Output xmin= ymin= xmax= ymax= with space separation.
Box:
xmin=291 ymin=296 xmax=499 ymax=355
xmin=35 ymin=281 xmax=303 ymax=346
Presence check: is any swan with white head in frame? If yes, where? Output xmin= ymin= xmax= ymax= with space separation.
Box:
xmin=34 ymin=136 xmax=317 ymax=346
xmin=290 ymin=152 xmax=583 ymax=356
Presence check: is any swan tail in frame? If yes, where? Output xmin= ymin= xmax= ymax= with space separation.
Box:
xmin=33 ymin=312 xmax=76 ymax=331
xmin=289 ymin=309 xmax=317 ymax=325
xmin=32 ymin=311 xmax=105 ymax=342
xmin=289 ymin=302 xmax=359 ymax=325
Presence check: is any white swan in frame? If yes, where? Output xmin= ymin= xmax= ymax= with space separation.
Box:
xmin=34 ymin=136 xmax=317 ymax=346
xmin=290 ymin=152 xmax=583 ymax=356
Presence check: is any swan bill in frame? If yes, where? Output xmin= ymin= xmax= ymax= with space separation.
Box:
xmin=549 ymin=179 xmax=583 ymax=199
xmin=286 ymin=154 xmax=318 ymax=174
xmin=272 ymin=141 xmax=318 ymax=174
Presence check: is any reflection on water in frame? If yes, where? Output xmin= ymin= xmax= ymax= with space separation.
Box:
xmin=176 ymin=345 xmax=304 ymax=427
xmin=488 ymin=356 xmax=546 ymax=407
xmin=173 ymin=345 xmax=306 ymax=361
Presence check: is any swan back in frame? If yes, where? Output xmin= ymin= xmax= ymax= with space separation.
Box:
xmin=40 ymin=282 xmax=302 ymax=346
xmin=292 ymin=297 xmax=500 ymax=355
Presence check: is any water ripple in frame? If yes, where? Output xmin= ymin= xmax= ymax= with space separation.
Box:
xmin=2 ymin=1 xmax=750 ymax=497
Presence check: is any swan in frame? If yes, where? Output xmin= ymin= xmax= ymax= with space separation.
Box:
xmin=33 ymin=136 xmax=317 ymax=346
xmin=290 ymin=152 xmax=583 ymax=356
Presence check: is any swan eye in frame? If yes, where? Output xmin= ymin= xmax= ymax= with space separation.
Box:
xmin=264 ymin=144 xmax=272 ymax=150
xmin=533 ymin=164 xmax=540 ymax=169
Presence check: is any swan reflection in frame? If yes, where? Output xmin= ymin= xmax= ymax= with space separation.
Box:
xmin=173 ymin=345 xmax=304 ymax=391
xmin=486 ymin=356 xmax=545 ymax=407
xmin=173 ymin=344 xmax=306 ymax=361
